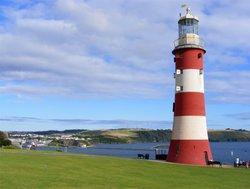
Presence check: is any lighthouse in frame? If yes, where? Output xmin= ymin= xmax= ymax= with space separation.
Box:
xmin=167 ymin=8 xmax=212 ymax=165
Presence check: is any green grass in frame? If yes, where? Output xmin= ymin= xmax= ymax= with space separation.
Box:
xmin=0 ymin=150 xmax=250 ymax=189
xmin=103 ymin=129 xmax=138 ymax=136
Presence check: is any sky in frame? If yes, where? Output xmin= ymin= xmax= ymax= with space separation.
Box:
xmin=0 ymin=0 xmax=249 ymax=131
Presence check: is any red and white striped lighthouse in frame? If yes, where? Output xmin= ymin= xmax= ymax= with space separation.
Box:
xmin=167 ymin=8 xmax=212 ymax=166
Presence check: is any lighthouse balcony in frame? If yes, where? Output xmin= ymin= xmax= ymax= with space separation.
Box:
xmin=174 ymin=36 xmax=204 ymax=50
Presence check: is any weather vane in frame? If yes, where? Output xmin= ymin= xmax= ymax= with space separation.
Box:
xmin=181 ymin=4 xmax=187 ymax=8
xmin=180 ymin=4 xmax=188 ymax=17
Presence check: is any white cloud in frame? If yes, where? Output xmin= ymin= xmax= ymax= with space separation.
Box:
xmin=0 ymin=0 xmax=249 ymax=104
xmin=225 ymin=112 xmax=250 ymax=121
xmin=0 ymin=0 xmax=174 ymax=100
xmin=206 ymin=71 xmax=250 ymax=104
xmin=0 ymin=116 xmax=172 ymax=131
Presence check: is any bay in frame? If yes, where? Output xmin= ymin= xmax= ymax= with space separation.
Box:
xmin=37 ymin=142 xmax=250 ymax=164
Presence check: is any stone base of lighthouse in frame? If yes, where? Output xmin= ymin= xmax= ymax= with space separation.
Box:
xmin=167 ymin=140 xmax=212 ymax=165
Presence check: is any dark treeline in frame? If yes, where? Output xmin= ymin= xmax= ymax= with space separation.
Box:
xmin=135 ymin=130 xmax=172 ymax=142
xmin=208 ymin=130 xmax=250 ymax=142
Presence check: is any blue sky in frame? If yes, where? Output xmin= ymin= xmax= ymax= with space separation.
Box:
xmin=0 ymin=0 xmax=249 ymax=131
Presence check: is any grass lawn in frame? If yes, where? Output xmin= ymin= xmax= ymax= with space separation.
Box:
xmin=0 ymin=150 xmax=250 ymax=189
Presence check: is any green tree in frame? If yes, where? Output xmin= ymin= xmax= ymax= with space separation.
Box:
xmin=0 ymin=131 xmax=12 ymax=147
xmin=0 ymin=131 xmax=7 ymax=140
xmin=2 ymin=139 xmax=12 ymax=146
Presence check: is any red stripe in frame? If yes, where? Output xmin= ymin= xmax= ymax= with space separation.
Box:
xmin=173 ymin=48 xmax=205 ymax=70
xmin=167 ymin=139 xmax=212 ymax=166
xmin=174 ymin=92 xmax=205 ymax=116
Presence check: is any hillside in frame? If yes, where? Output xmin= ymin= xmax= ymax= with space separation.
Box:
xmin=9 ymin=129 xmax=250 ymax=145
xmin=208 ymin=129 xmax=250 ymax=142
xmin=72 ymin=129 xmax=172 ymax=144
xmin=73 ymin=129 xmax=250 ymax=144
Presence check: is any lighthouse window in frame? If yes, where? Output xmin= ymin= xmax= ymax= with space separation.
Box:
xmin=178 ymin=19 xmax=198 ymax=36
xmin=199 ymin=69 xmax=203 ymax=75
xmin=198 ymin=53 xmax=202 ymax=59
xmin=176 ymin=69 xmax=183 ymax=75
xmin=176 ymin=86 xmax=181 ymax=92
xmin=176 ymin=86 xmax=183 ymax=92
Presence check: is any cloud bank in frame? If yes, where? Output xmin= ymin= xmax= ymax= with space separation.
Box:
xmin=0 ymin=116 xmax=172 ymax=131
xmin=0 ymin=0 xmax=249 ymax=104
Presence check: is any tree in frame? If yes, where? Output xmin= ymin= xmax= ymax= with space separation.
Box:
xmin=0 ymin=131 xmax=7 ymax=140
xmin=0 ymin=131 xmax=12 ymax=147
xmin=2 ymin=139 xmax=12 ymax=146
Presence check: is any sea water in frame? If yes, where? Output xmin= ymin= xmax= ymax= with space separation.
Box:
xmin=37 ymin=142 xmax=250 ymax=164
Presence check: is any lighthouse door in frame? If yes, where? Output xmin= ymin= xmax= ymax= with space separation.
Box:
xmin=204 ymin=151 xmax=209 ymax=165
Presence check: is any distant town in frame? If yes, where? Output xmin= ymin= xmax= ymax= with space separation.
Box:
xmin=9 ymin=129 xmax=91 ymax=149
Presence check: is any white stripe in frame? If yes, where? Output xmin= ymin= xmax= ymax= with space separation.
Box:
xmin=171 ymin=116 xmax=208 ymax=140
xmin=175 ymin=69 xmax=204 ymax=93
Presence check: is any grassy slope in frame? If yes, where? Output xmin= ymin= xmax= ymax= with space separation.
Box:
xmin=0 ymin=150 xmax=250 ymax=189
xmin=78 ymin=129 xmax=141 ymax=144
xmin=103 ymin=129 xmax=138 ymax=137
xmin=101 ymin=129 xmax=145 ymax=143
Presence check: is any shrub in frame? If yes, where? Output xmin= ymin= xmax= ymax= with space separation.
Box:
xmin=2 ymin=145 xmax=20 ymax=149
xmin=0 ymin=131 xmax=12 ymax=147
xmin=0 ymin=131 xmax=8 ymax=140
xmin=2 ymin=139 xmax=12 ymax=146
